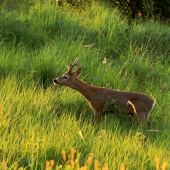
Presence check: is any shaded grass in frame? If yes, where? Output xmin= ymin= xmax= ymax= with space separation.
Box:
xmin=0 ymin=1 xmax=170 ymax=169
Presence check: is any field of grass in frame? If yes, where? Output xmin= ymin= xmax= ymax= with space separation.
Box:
xmin=0 ymin=0 xmax=170 ymax=169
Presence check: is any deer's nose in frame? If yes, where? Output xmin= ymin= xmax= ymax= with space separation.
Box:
xmin=53 ymin=79 xmax=58 ymax=84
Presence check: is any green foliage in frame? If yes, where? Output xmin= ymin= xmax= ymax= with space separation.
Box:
xmin=103 ymin=97 xmax=122 ymax=115
xmin=0 ymin=1 xmax=170 ymax=169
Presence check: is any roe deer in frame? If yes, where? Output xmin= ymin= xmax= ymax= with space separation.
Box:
xmin=53 ymin=58 xmax=155 ymax=126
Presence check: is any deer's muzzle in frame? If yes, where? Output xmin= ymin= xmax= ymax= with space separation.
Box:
xmin=53 ymin=79 xmax=59 ymax=85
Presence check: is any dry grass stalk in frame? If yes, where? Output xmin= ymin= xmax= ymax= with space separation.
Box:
xmin=78 ymin=130 xmax=85 ymax=143
xmin=75 ymin=123 xmax=85 ymax=143
xmin=127 ymin=100 xmax=137 ymax=114
xmin=148 ymin=90 xmax=159 ymax=108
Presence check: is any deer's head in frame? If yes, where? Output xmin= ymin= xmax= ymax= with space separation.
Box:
xmin=53 ymin=58 xmax=81 ymax=87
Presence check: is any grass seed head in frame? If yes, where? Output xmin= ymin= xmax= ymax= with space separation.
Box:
xmin=45 ymin=160 xmax=54 ymax=170
xmin=87 ymin=156 xmax=92 ymax=166
xmin=62 ymin=150 xmax=67 ymax=162
xmin=161 ymin=162 xmax=167 ymax=170
xmin=94 ymin=161 xmax=100 ymax=170
xmin=155 ymin=157 xmax=159 ymax=170
xmin=120 ymin=163 xmax=126 ymax=170
xmin=102 ymin=164 xmax=108 ymax=170
xmin=70 ymin=148 xmax=76 ymax=161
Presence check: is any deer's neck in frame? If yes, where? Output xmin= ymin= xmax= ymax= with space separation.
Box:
xmin=70 ymin=78 xmax=100 ymax=101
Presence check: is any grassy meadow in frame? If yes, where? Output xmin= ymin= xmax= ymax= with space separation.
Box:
xmin=0 ymin=0 xmax=170 ymax=169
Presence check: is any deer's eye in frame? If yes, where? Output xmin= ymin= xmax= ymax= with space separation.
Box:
xmin=63 ymin=76 xmax=68 ymax=79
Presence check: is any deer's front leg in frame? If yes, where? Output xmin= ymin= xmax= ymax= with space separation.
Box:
xmin=94 ymin=110 xmax=102 ymax=123
xmin=89 ymin=102 xmax=103 ymax=123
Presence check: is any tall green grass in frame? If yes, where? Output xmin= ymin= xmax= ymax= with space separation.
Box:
xmin=0 ymin=1 xmax=170 ymax=169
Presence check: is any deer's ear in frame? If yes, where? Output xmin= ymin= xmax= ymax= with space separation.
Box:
xmin=73 ymin=67 xmax=81 ymax=77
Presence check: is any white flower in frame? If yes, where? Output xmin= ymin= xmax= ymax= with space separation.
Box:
xmin=102 ymin=58 xmax=107 ymax=64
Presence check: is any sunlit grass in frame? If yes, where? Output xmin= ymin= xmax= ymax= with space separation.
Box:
xmin=0 ymin=0 xmax=170 ymax=169
xmin=45 ymin=149 xmax=168 ymax=170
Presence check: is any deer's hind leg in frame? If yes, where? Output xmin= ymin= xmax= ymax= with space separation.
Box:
xmin=133 ymin=112 xmax=150 ymax=127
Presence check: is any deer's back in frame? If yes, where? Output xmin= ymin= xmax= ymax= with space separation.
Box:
xmin=89 ymin=87 xmax=154 ymax=113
